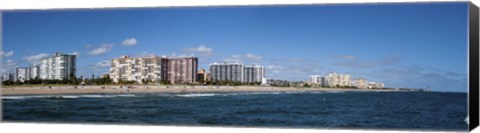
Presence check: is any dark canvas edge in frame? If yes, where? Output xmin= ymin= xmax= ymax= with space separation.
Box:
xmin=469 ymin=1 xmax=479 ymax=131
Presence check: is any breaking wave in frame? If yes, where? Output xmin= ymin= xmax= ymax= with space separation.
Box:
xmin=2 ymin=94 xmax=137 ymax=100
xmin=2 ymin=90 xmax=348 ymax=99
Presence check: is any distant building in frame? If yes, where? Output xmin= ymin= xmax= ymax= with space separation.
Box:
xmin=209 ymin=62 xmax=265 ymax=83
xmin=289 ymin=81 xmax=305 ymax=87
xmin=15 ymin=67 xmax=31 ymax=82
xmin=325 ymin=72 xmax=352 ymax=87
xmin=166 ymin=57 xmax=198 ymax=84
xmin=244 ymin=65 xmax=265 ymax=83
xmin=39 ymin=52 xmax=76 ymax=80
xmin=310 ymin=75 xmax=322 ymax=85
xmin=30 ymin=65 xmax=40 ymax=79
xmin=110 ymin=55 xmax=165 ymax=83
xmin=368 ymin=82 xmax=384 ymax=89
xmin=353 ymin=78 xmax=368 ymax=89
xmin=197 ymin=69 xmax=207 ymax=82
xmin=209 ymin=63 xmax=245 ymax=82
xmin=265 ymin=79 xmax=290 ymax=87
xmin=2 ymin=73 xmax=14 ymax=81
xmin=110 ymin=55 xmax=197 ymax=84
xmin=101 ymin=73 xmax=110 ymax=78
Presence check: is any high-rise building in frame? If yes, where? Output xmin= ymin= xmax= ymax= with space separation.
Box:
xmin=110 ymin=55 xmax=197 ymax=84
xmin=39 ymin=52 xmax=76 ymax=80
xmin=166 ymin=57 xmax=198 ymax=84
xmin=244 ymin=65 xmax=265 ymax=83
xmin=210 ymin=62 xmax=244 ymax=82
xmin=15 ymin=67 xmax=31 ymax=82
xmin=110 ymin=55 xmax=166 ymax=83
xmin=30 ymin=65 xmax=40 ymax=79
xmin=209 ymin=62 xmax=265 ymax=83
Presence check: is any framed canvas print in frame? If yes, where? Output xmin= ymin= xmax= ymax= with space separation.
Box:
xmin=1 ymin=0 xmax=479 ymax=132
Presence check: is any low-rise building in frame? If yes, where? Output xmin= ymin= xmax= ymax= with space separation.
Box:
xmin=368 ymin=82 xmax=384 ymax=89
xmin=353 ymin=78 xmax=368 ymax=89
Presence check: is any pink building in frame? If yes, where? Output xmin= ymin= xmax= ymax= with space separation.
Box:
xmin=166 ymin=57 xmax=198 ymax=84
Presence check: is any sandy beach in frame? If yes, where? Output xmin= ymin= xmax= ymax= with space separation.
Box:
xmin=1 ymin=85 xmax=404 ymax=96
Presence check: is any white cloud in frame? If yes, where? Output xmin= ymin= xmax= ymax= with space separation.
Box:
xmin=0 ymin=59 xmax=17 ymax=74
xmin=85 ymin=44 xmax=92 ymax=48
xmin=224 ymin=53 xmax=263 ymax=63
xmin=184 ymin=45 xmax=213 ymax=56
xmin=245 ymin=53 xmax=263 ymax=61
xmin=89 ymin=44 xmax=114 ymax=56
xmin=335 ymin=54 xmax=402 ymax=68
xmin=224 ymin=55 xmax=243 ymax=63
xmin=337 ymin=55 xmax=357 ymax=60
xmin=96 ymin=60 xmax=110 ymax=67
xmin=122 ymin=38 xmax=137 ymax=46
xmin=0 ymin=50 xmax=14 ymax=58
xmin=22 ymin=53 xmax=49 ymax=64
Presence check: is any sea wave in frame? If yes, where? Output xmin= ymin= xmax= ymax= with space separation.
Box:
xmin=2 ymin=91 xmax=346 ymax=100
xmin=175 ymin=93 xmax=219 ymax=97
xmin=2 ymin=94 xmax=137 ymax=100
xmin=169 ymin=91 xmax=298 ymax=97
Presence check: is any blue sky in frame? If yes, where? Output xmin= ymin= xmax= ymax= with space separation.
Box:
xmin=1 ymin=2 xmax=469 ymax=92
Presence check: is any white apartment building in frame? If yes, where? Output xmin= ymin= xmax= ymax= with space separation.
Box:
xmin=368 ymin=82 xmax=385 ymax=89
xmin=352 ymin=78 xmax=368 ymax=89
xmin=39 ymin=53 xmax=76 ymax=80
xmin=209 ymin=62 xmax=245 ymax=82
xmin=15 ymin=67 xmax=31 ymax=82
xmin=310 ymin=75 xmax=322 ymax=85
xmin=209 ymin=63 xmax=265 ymax=83
xmin=110 ymin=55 xmax=166 ymax=83
xmin=325 ymin=72 xmax=352 ymax=87
xmin=244 ymin=65 xmax=265 ymax=83
xmin=31 ymin=65 xmax=40 ymax=79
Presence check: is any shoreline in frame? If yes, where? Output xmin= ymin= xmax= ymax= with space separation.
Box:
xmin=1 ymin=85 xmax=407 ymax=96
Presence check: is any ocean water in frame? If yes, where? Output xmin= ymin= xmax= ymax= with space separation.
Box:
xmin=2 ymin=91 xmax=468 ymax=131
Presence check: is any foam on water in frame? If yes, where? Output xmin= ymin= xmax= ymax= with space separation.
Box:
xmin=2 ymin=95 xmax=55 ymax=99
xmin=2 ymin=91 xmax=348 ymax=100
xmin=175 ymin=93 xmax=219 ymax=97
xmin=2 ymin=94 xmax=138 ymax=100
xmin=465 ymin=115 xmax=469 ymax=124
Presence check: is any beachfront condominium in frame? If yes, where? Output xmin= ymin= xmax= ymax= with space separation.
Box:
xmin=352 ymin=78 xmax=368 ymax=89
xmin=110 ymin=55 xmax=166 ymax=83
xmin=310 ymin=75 xmax=322 ymax=85
xmin=109 ymin=55 xmax=197 ymax=84
xmin=14 ymin=65 xmax=40 ymax=82
xmin=209 ymin=62 xmax=265 ymax=83
xmin=368 ymin=82 xmax=385 ymax=89
xmin=244 ymin=65 xmax=265 ymax=83
xmin=30 ymin=65 xmax=40 ymax=79
xmin=39 ymin=52 xmax=76 ymax=80
xmin=15 ymin=67 xmax=31 ymax=82
xmin=210 ymin=62 xmax=244 ymax=82
xmin=1 ymin=73 xmax=15 ymax=81
xmin=325 ymin=72 xmax=352 ymax=87
xmin=166 ymin=57 xmax=198 ymax=84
